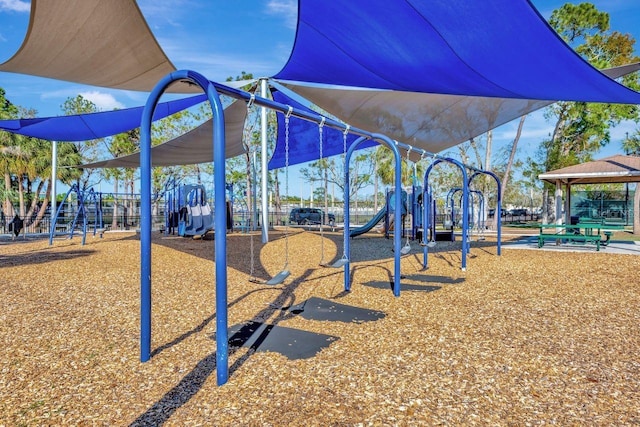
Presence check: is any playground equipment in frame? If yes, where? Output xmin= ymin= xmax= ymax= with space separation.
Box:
xmin=247 ymin=95 xmax=290 ymax=285
xmin=138 ymin=71 xmax=501 ymax=386
xmin=326 ymin=126 xmax=351 ymax=269
xmin=383 ymin=188 xmax=408 ymax=240
xmin=420 ymin=184 xmax=437 ymax=248
xmin=264 ymin=106 xmax=293 ymax=285
xmin=248 ymin=101 xmax=291 ymax=285
xmin=343 ymin=134 xmax=404 ymax=298
xmin=469 ymin=189 xmax=486 ymax=241
xmin=163 ymin=177 xmax=180 ymax=235
xmin=468 ymin=170 xmax=503 ymax=255
xmin=422 ymin=157 xmax=470 ymax=270
xmin=48 ymin=185 xmax=103 ymax=245
xmin=315 ymin=117 xmax=349 ymax=268
xmin=176 ymin=183 xmax=215 ymax=238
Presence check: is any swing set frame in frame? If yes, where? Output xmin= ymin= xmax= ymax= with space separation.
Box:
xmin=138 ymin=70 xmax=501 ymax=386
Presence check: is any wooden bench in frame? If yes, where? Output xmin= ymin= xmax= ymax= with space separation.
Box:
xmin=538 ymin=224 xmax=601 ymax=251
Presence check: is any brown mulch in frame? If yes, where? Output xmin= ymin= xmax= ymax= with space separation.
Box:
xmin=1 ymin=229 xmax=639 ymax=426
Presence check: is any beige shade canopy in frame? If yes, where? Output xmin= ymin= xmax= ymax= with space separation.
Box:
xmin=278 ymin=64 xmax=640 ymax=155
xmin=0 ymin=0 xmax=196 ymax=93
xmin=79 ymin=100 xmax=249 ymax=169
xmin=2 ymin=1 xmax=639 ymax=167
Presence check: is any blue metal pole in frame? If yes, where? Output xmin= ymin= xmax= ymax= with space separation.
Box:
xmin=383 ymin=136 xmax=403 ymax=296
xmin=469 ymin=170 xmax=502 ymax=256
xmin=344 ymin=135 xmax=402 ymax=296
xmin=423 ymin=159 xmax=468 ymax=270
xmin=80 ymin=191 xmax=87 ymax=246
xmin=139 ymin=75 xmax=170 ymax=363
xmin=343 ymin=136 xmax=368 ymax=292
xmin=139 ymin=70 xmax=229 ymax=386
xmin=48 ymin=185 xmax=73 ymax=245
xmin=423 ymin=163 xmax=437 ymax=269
xmin=421 ymin=185 xmax=429 ymax=270
xmin=445 ymin=158 xmax=469 ymax=270
xmin=205 ymin=74 xmax=229 ymax=386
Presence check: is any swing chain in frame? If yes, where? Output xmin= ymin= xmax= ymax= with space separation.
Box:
xmin=318 ymin=117 xmax=326 ymax=265
xmin=283 ymin=106 xmax=293 ymax=268
xmin=247 ymin=92 xmax=258 ymax=281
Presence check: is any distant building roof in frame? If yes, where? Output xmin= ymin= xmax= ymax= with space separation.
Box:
xmin=539 ymin=155 xmax=640 ymax=185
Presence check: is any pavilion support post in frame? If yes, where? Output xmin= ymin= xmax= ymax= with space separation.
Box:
xmin=565 ymin=183 xmax=572 ymax=225
xmin=555 ymin=180 xmax=563 ymax=226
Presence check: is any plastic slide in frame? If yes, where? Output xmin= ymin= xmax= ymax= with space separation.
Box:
xmin=350 ymin=206 xmax=387 ymax=238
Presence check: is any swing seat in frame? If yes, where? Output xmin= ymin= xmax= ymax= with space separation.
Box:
xmin=329 ymin=258 xmax=349 ymax=268
xmin=400 ymin=243 xmax=411 ymax=254
xmin=266 ymin=270 xmax=290 ymax=285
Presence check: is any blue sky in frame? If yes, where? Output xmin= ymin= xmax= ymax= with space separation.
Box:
xmin=0 ymin=0 xmax=639 ymax=194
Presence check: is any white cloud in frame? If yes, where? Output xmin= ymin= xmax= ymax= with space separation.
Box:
xmin=0 ymin=0 xmax=30 ymax=13
xmin=266 ymin=0 xmax=297 ymax=30
xmin=79 ymin=91 xmax=125 ymax=111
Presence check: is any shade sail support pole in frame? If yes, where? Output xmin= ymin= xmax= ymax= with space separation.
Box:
xmin=49 ymin=140 xmax=57 ymax=246
xmin=260 ymin=78 xmax=269 ymax=243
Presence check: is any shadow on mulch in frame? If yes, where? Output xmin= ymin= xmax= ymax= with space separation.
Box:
xmin=150 ymin=230 xmax=503 ymax=280
xmin=134 ymin=292 xmax=386 ymax=427
xmin=363 ymin=280 xmax=442 ymax=293
xmin=226 ymin=320 xmax=339 ymax=360
xmin=288 ymin=296 xmax=386 ymax=323
xmin=0 ymin=249 xmax=95 ymax=268
xmin=402 ymin=273 xmax=465 ymax=285
xmin=225 ymin=296 xmax=386 ymax=360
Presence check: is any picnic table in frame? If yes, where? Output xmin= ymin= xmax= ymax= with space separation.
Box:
xmin=577 ymin=218 xmax=625 ymax=246
xmin=538 ymin=223 xmax=602 ymax=250
xmin=538 ymin=221 xmax=625 ymax=251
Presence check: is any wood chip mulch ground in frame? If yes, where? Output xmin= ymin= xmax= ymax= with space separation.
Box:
xmin=1 ymin=229 xmax=639 ymax=426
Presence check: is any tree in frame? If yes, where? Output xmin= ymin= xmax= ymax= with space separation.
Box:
xmin=104 ymin=128 xmax=141 ymax=228
xmin=0 ymin=87 xmax=19 ymax=219
xmin=0 ymin=93 xmax=82 ymax=229
xmin=60 ymin=95 xmax=107 ymax=190
xmin=524 ymin=3 xmax=640 ymax=222
xmin=500 ymin=116 xmax=527 ymax=211
xmin=543 ymin=3 xmax=640 ymax=172
xmin=300 ymin=151 xmax=373 ymax=203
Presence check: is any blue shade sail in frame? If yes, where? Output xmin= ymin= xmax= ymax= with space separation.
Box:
xmin=275 ymin=0 xmax=640 ymax=104
xmin=268 ymin=89 xmax=378 ymax=169
xmin=0 ymin=94 xmax=207 ymax=141
xmin=79 ymin=99 xmax=248 ymax=168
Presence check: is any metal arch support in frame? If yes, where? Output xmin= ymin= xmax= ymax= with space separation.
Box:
xmin=423 ymin=158 xmax=469 ymax=271
xmin=48 ymin=184 xmax=76 ymax=245
xmin=139 ymin=70 xmax=229 ymax=386
xmin=468 ymin=170 xmax=503 ymax=255
xmin=344 ymin=134 xmax=404 ymax=297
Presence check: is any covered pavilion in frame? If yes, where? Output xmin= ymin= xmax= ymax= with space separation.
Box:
xmin=539 ymin=154 xmax=640 ymax=233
